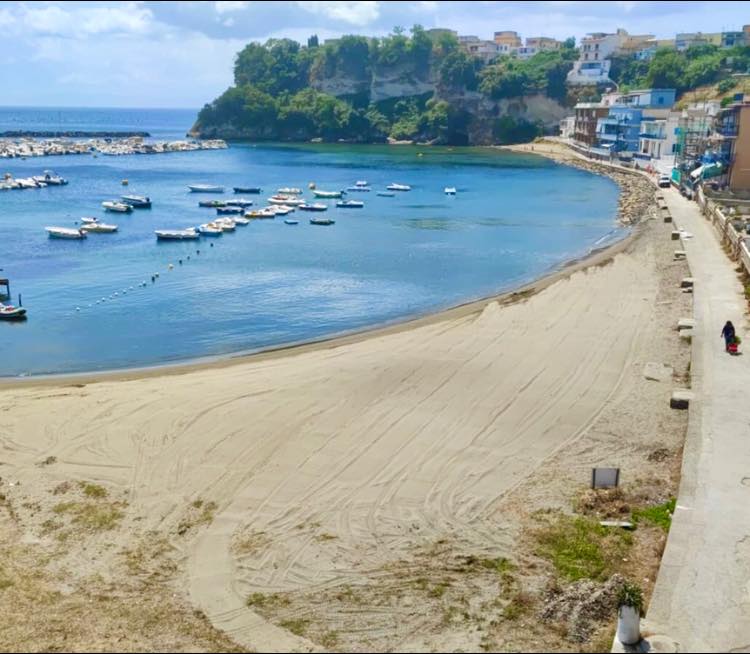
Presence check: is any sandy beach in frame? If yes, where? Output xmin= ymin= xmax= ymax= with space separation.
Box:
xmin=0 ymin=151 xmax=692 ymax=652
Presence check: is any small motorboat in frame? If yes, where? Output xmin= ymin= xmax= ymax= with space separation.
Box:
xmin=386 ymin=183 xmax=411 ymax=191
xmin=298 ymin=203 xmax=328 ymax=212
xmin=233 ymin=216 xmax=250 ymax=225
xmin=271 ymin=205 xmax=295 ymax=215
xmin=155 ymin=228 xmax=199 ymax=240
xmin=226 ymin=199 xmax=253 ymax=207
xmin=346 ymin=186 xmax=371 ymax=192
xmin=234 ymin=186 xmax=262 ymax=194
xmin=80 ymin=218 xmax=118 ymax=233
xmin=312 ymin=189 xmax=344 ymax=199
xmin=336 ymin=200 xmax=364 ymax=208
xmin=355 ymin=180 xmax=369 ymax=187
xmin=268 ymin=195 xmax=303 ymax=206
xmin=199 ymin=200 xmax=226 ymax=208
xmin=102 ymin=201 xmax=133 ymax=213
xmin=188 ymin=184 xmax=224 ymax=193
xmin=277 ymin=187 xmax=302 ymax=195
xmin=284 ymin=219 xmax=299 ymax=225
xmin=0 ymin=302 xmax=26 ymax=321
xmin=121 ymin=195 xmax=152 ymax=208
xmin=46 ymin=226 xmax=86 ymax=239
xmin=214 ymin=218 xmax=236 ymax=231
xmin=310 ymin=217 xmax=335 ymax=226
xmin=246 ymin=209 xmax=276 ymax=219
xmin=376 ymin=191 xmax=396 ymax=197
xmin=198 ymin=223 xmax=223 ymax=236
xmin=217 ymin=206 xmax=243 ymax=215
xmin=33 ymin=170 xmax=68 ymax=186
xmin=444 ymin=187 xmax=457 ymax=195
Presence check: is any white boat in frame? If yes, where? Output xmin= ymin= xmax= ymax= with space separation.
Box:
xmin=386 ymin=183 xmax=411 ymax=191
xmin=33 ymin=171 xmax=68 ymax=186
xmin=102 ymin=201 xmax=133 ymax=213
xmin=188 ymin=184 xmax=224 ymax=193
xmin=198 ymin=223 xmax=223 ymax=236
xmin=376 ymin=191 xmax=396 ymax=197
xmin=81 ymin=218 xmax=118 ymax=233
xmin=268 ymin=195 xmax=304 ymax=206
xmin=233 ymin=216 xmax=250 ymax=225
xmin=312 ymin=189 xmax=344 ymax=198
xmin=310 ymin=217 xmax=335 ymax=225
xmin=277 ymin=187 xmax=302 ymax=195
xmin=0 ymin=302 xmax=26 ymax=320
xmin=336 ymin=200 xmax=364 ymax=208
xmin=214 ymin=218 xmax=236 ymax=231
xmin=355 ymin=180 xmax=369 ymax=187
xmin=226 ymin=199 xmax=253 ymax=207
xmin=346 ymin=186 xmax=371 ymax=192
xmin=217 ymin=206 xmax=243 ymax=215
xmin=444 ymin=187 xmax=457 ymax=195
xmin=270 ymin=205 xmax=295 ymax=215
xmin=298 ymin=203 xmax=328 ymax=212
xmin=155 ymin=228 xmax=199 ymax=240
xmin=284 ymin=219 xmax=299 ymax=225
xmin=46 ymin=226 xmax=86 ymax=239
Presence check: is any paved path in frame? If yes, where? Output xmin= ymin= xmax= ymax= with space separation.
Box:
xmin=646 ymin=189 xmax=750 ymax=652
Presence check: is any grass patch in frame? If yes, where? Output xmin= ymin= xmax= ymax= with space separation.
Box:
xmin=320 ymin=630 xmax=339 ymax=648
xmin=79 ymin=482 xmax=107 ymax=499
xmin=428 ymin=581 xmax=450 ymax=598
xmin=632 ymin=498 xmax=676 ymax=532
xmin=279 ymin=618 xmax=309 ymax=637
xmin=246 ymin=592 xmax=291 ymax=609
xmin=177 ymin=500 xmax=218 ymax=535
xmin=480 ymin=557 xmax=514 ymax=574
xmin=53 ymin=501 xmax=123 ymax=531
xmin=534 ymin=512 xmax=632 ymax=582
xmin=502 ymin=591 xmax=533 ymax=620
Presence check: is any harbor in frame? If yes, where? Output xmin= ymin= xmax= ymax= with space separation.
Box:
xmin=0 ymin=136 xmax=227 ymax=158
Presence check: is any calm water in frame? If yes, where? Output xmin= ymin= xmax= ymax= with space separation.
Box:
xmin=0 ymin=108 xmax=622 ymax=377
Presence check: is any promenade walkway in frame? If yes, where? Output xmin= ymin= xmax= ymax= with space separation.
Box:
xmin=646 ymin=188 xmax=750 ymax=651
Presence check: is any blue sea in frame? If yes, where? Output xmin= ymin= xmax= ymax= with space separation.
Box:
xmin=0 ymin=107 xmax=622 ymax=377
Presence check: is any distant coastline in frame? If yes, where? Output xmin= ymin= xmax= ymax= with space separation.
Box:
xmin=0 ymin=130 xmax=151 ymax=138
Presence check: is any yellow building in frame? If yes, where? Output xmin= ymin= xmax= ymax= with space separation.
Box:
xmin=494 ymin=31 xmax=522 ymax=48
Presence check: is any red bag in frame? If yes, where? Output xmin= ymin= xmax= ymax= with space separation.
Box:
xmin=728 ymin=342 xmax=738 ymax=354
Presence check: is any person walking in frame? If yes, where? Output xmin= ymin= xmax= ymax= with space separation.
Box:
xmin=721 ymin=320 xmax=736 ymax=353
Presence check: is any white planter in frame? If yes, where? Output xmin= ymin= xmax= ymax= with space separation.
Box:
xmin=617 ymin=604 xmax=641 ymax=646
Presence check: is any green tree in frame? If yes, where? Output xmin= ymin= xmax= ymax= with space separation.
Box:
xmin=308 ymin=34 xmax=319 ymax=48
xmin=645 ymin=49 xmax=685 ymax=90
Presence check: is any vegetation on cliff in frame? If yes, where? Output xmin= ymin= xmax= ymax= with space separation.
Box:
xmin=194 ymin=26 xmax=578 ymax=145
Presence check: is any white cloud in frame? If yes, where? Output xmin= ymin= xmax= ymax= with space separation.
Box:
xmin=0 ymin=8 xmax=15 ymax=29
xmin=20 ymin=3 xmax=154 ymax=37
xmin=297 ymin=1 xmax=380 ymax=27
xmin=215 ymin=1 xmax=250 ymax=14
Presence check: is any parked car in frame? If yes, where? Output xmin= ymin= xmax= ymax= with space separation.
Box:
xmin=658 ymin=175 xmax=671 ymax=188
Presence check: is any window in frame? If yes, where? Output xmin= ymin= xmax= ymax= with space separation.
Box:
xmin=595 ymin=53 xmax=598 ymax=59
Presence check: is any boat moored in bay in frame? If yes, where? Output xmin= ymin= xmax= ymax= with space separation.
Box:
xmin=336 ymin=200 xmax=364 ymax=208
xmin=121 ymin=195 xmax=152 ymax=208
xmin=155 ymin=228 xmax=199 ymax=240
xmin=234 ymin=186 xmax=262 ymax=194
xmin=188 ymin=184 xmax=224 ymax=193
xmin=102 ymin=200 xmax=133 ymax=213
xmin=46 ymin=226 xmax=87 ymax=239
xmin=312 ymin=189 xmax=344 ymax=199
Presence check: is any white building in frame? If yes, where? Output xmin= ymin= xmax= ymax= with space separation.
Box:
xmin=459 ymin=36 xmax=503 ymax=63
xmin=515 ymin=46 xmax=538 ymax=60
xmin=567 ymin=28 xmax=652 ymax=86
xmin=559 ymin=116 xmax=575 ymax=139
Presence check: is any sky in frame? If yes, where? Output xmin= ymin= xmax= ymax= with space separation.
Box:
xmin=0 ymin=1 xmax=746 ymax=109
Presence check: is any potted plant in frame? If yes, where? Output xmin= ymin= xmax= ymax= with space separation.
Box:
xmin=616 ymin=581 xmax=644 ymax=646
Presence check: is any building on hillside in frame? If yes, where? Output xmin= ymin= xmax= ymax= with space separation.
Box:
xmin=616 ymin=89 xmax=676 ymax=109
xmin=461 ymin=39 xmax=502 ymax=63
xmin=515 ymin=46 xmax=537 ymax=60
xmin=596 ymin=105 xmax=645 ymax=154
xmin=559 ymin=115 xmax=575 ymax=139
xmin=655 ymin=38 xmax=677 ymax=49
xmin=618 ymin=32 xmax=656 ymax=55
xmin=573 ymin=103 xmax=609 ymax=147
xmin=458 ymin=35 xmax=480 ymax=44
xmin=637 ymin=112 xmax=681 ymax=161
xmin=567 ymin=28 xmax=648 ymax=85
xmin=721 ymin=31 xmax=747 ymax=48
xmin=675 ymin=32 xmax=719 ymax=50
xmin=493 ymin=31 xmax=522 ymax=48
xmin=525 ymin=36 xmax=562 ymax=51
xmin=673 ymin=109 xmax=715 ymax=187
xmin=635 ymin=43 xmax=659 ymax=61
xmin=709 ymin=97 xmax=750 ymax=192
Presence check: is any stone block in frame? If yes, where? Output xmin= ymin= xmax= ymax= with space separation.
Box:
xmin=677 ymin=318 xmax=696 ymax=330
xmin=680 ymin=277 xmax=694 ymax=288
xmin=670 ymin=390 xmax=693 ymax=410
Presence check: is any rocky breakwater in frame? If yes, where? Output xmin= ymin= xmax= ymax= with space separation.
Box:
xmin=505 ymin=140 xmax=657 ymax=226
xmin=0 ymin=137 xmax=228 ymax=158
